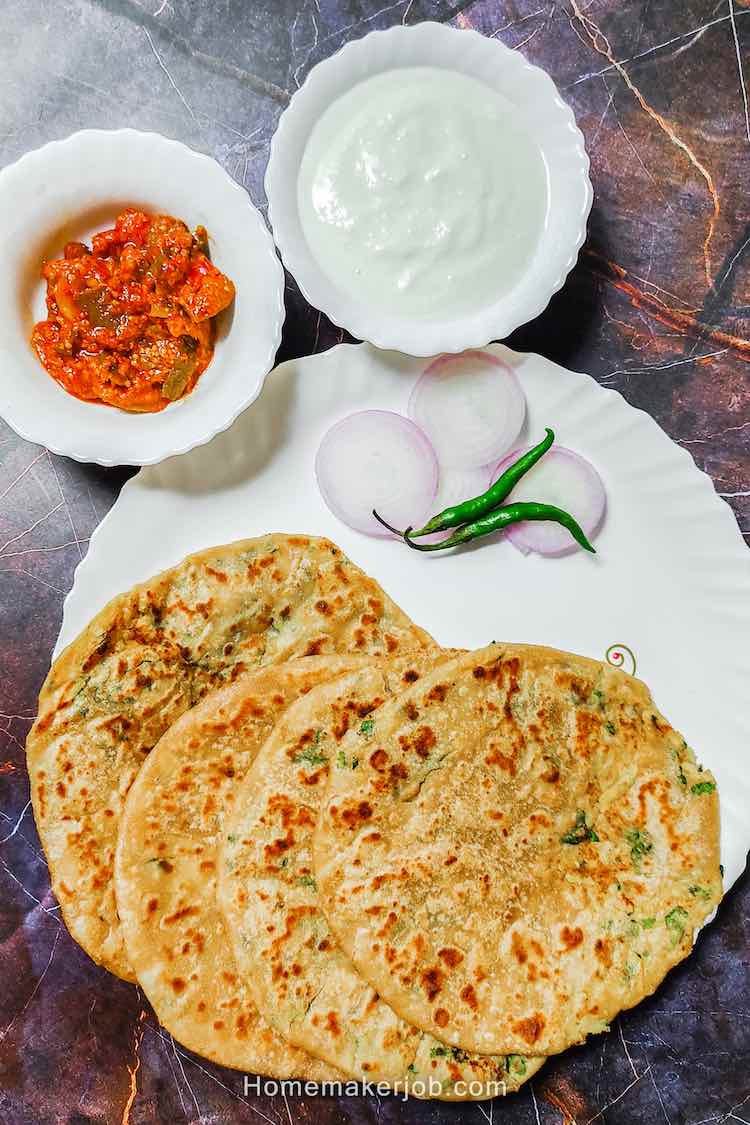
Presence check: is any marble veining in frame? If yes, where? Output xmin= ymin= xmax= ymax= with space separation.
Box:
xmin=0 ymin=1 xmax=748 ymax=1122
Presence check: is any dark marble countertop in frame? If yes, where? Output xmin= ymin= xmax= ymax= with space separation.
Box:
xmin=1 ymin=2 xmax=749 ymax=1123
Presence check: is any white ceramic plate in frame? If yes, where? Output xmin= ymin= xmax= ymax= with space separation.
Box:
xmin=0 ymin=129 xmax=284 ymax=466
xmin=266 ymin=22 xmax=592 ymax=355
xmin=57 ymin=343 xmax=750 ymax=891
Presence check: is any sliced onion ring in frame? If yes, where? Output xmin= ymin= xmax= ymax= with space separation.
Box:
xmin=491 ymin=445 xmax=606 ymax=556
xmin=408 ymin=351 xmax=526 ymax=470
xmin=315 ymin=410 xmax=438 ymax=538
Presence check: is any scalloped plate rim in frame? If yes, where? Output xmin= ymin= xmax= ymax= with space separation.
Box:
xmin=57 ymin=341 xmax=750 ymax=897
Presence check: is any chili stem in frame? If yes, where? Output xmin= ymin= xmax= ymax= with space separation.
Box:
xmin=372 ymin=510 xmax=408 ymax=537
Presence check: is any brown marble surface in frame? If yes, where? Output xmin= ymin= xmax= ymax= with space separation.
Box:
xmin=1 ymin=1 xmax=749 ymax=1123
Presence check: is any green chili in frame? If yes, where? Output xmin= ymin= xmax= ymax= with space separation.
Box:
xmin=389 ymin=501 xmax=595 ymax=554
xmin=405 ymin=428 xmax=556 ymax=539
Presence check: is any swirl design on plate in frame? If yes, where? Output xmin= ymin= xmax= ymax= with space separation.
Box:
xmin=605 ymin=643 xmax=637 ymax=676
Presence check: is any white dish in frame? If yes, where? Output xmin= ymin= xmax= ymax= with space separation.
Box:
xmin=0 ymin=129 xmax=285 ymax=466
xmin=266 ymin=23 xmax=592 ymax=355
xmin=57 ymin=342 xmax=750 ymax=895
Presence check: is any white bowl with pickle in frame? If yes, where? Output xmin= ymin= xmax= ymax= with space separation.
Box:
xmin=0 ymin=129 xmax=284 ymax=466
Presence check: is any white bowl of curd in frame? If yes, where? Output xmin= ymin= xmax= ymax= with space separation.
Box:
xmin=265 ymin=22 xmax=592 ymax=356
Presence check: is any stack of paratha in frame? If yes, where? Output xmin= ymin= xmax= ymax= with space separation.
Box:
xmin=27 ymin=535 xmax=431 ymax=982
xmin=27 ymin=536 xmax=722 ymax=1101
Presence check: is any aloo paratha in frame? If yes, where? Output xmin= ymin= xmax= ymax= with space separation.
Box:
xmin=314 ymin=644 xmax=722 ymax=1057
xmin=218 ymin=659 xmax=544 ymax=1099
xmin=114 ymin=658 xmax=364 ymax=1078
xmin=27 ymin=534 xmax=432 ymax=980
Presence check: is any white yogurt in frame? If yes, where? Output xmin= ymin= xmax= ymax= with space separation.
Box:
xmin=297 ymin=67 xmax=550 ymax=322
